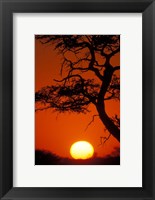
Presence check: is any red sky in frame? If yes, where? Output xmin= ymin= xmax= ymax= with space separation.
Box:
xmin=35 ymin=37 xmax=120 ymax=159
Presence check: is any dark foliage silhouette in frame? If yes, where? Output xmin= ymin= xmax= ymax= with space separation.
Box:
xmin=35 ymin=35 xmax=120 ymax=142
xmin=35 ymin=150 xmax=61 ymax=165
xmin=35 ymin=149 xmax=120 ymax=165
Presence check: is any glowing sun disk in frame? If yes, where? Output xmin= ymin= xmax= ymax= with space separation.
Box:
xmin=70 ymin=141 xmax=94 ymax=159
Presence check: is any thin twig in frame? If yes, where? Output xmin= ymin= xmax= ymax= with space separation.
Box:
xmin=84 ymin=114 xmax=99 ymax=132
xmin=98 ymin=133 xmax=111 ymax=146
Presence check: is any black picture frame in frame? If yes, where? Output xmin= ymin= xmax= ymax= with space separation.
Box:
xmin=0 ymin=0 xmax=155 ymax=199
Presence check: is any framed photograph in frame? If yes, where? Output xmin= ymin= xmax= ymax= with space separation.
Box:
xmin=0 ymin=0 xmax=154 ymax=199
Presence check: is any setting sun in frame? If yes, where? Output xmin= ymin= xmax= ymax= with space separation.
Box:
xmin=70 ymin=141 xmax=94 ymax=159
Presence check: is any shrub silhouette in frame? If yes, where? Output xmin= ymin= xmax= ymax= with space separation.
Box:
xmin=35 ymin=150 xmax=61 ymax=165
xmin=35 ymin=149 xmax=120 ymax=165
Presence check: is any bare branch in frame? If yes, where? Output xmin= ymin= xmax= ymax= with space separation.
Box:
xmin=84 ymin=115 xmax=99 ymax=132
xmin=109 ymin=47 xmax=120 ymax=58
xmin=54 ymin=74 xmax=84 ymax=83
xmin=113 ymin=66 xmax=120 ymax=71
xmin=98 ymin=134 xmax=111 ymax=146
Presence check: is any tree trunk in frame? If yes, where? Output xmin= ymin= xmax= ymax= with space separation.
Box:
xmin=96 ymin=103 xmax=120 ymax=142
xmin=95 ymin=65 xmax=120 ymax=142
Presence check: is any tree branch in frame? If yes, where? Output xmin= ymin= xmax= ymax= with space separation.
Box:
xmin=109 ymin=47 xmax=120 ymax=58
xmin=54 ymin=74 xmax=84 ymax=83
xmin=84 ymin=115 xmax=99 ymax=132
xmin=98 ymin=134 xmax=111 ymax=146
xmin=113 ymin=66 xmax=120 ymax=71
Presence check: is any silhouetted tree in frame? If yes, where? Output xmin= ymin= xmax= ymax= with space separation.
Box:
xmin=35 ymin=35 xmax=120 ymax=142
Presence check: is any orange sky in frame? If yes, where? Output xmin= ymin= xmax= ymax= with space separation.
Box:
xmin=35 ymin=37 xmax=120 ymax=159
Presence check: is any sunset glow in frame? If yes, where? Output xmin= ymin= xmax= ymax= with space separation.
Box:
xmin=35 ymin=35 xmax=120 ymax=165
xmin=70 ymin=141 xmax=94 ymax=159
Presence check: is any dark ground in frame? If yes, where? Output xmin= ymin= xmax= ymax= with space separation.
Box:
xmin=35 ymin=150 xmax=120 ymax=165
